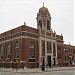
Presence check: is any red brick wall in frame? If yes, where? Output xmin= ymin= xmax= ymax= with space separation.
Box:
xmin=57 ymin=44 xmax=64 ymax=66
xmin=25 ymin=26 xmax=38 ymax=34
xmin=56 ymin=35 xmax=63 ymax=40
xmin=0 ymin=25 xmax=75 ymax=68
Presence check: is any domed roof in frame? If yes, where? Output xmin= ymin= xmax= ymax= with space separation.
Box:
xmin=39 ymin=3 xmax=49 ymax=13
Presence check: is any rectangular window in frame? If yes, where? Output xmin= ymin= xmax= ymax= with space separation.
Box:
xmin=29 ymin=51 xmax=35 ymax=62
xmin=47 ymin=42 xmax=51 ymax=53
xmin=53 ymin=43 xmax=56 ymax=53
xmin=29 ymin=51 xmax=35 ymax=58
xmin=64 ymin=56 xmax=69 ymax=61
xmin=57 ymin=46 xmax=61 ymax=51
xmin=6 ymin=50 xmax=10 ymax=58
xmin=15 ymin=52 xmax=19 ymax=58
xmin=0 ymin=46 xmax=3 ymax=59
xmin=0 ymin=49 xmax=2 ymax=59
xmin=64 ymin=48 xmax=68 ymax=52
xmin=69 ymin=49 xmax=72 ymax=52
xmin=50 ymin=42 xmax=51 ymax=50
xmin=58 ymin=54 xmax=61 ymax=59
xmin=6 ymin=44 xmax=11 ymax=58
xmin=72 ymin=56 xmax=74 ymax=60
xmin=67 ymin=56 xmax=69 ymax=60
xmin=73 ymin=49 xmax=75 ymax=53
xmin=47 ymin=43 xmax=49 ymax=51
xmin=42 ymin=42 xmax=45 ymax=55
xmin=64 ymin=56 xmax=67 ymax=60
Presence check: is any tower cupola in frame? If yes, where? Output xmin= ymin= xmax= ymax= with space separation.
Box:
xmin=36 ymin=3 xmax=51 ymax=31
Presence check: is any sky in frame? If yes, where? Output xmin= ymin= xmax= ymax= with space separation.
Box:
xmin=0 ymin=0 xmax=74 ymax=45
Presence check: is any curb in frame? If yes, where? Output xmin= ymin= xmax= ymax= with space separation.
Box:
xmin=0 ymin=67 xmax=75 ymax=73
xmin=14 ymin=67 xmax=75 ymax=73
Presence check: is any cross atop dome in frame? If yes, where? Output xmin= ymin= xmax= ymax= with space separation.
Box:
xmin=43 ymin=2 xmax=44 ymax=7
xmin=39 ymin=3 xmax=49 ymax=13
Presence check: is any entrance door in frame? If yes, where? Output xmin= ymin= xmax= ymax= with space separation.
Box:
xmin=53 ymin=58 xmax=56 ymax=66
xmin=47 ymin=56 xmax=51 ymax=67
xmin=69 ymin=57 xmax=72 ymax=64
xmin=42 ymin=57 xmax=45 ymax=66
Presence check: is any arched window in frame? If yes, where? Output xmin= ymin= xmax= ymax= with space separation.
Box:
xmin=30 ymin=42 xmax=35 ymax=48
xmin=6 ymin=44 xmax=10 ymax=58
xmin=29 ymin=41 xmax=35 ymax=62
xmin=47 ymin=20 xmax=50 ymax=30
xmin=0 ymin=45 xmax=3 ymax=59
xmin=39 ymin=20 xmax=42 ymax=29
xmin=15 ymin=41 xmax=19 ymax=48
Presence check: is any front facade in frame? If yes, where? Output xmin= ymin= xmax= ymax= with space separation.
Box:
xmin=0 ymin=4 xmax=75 ymax=68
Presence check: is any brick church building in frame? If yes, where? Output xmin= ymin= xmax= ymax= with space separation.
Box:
xmin=0 ymin=4 xmax=75 ymax=68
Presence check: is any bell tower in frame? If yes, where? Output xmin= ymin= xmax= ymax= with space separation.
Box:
xmin=36 ymin=3 xmax=52 ymax=31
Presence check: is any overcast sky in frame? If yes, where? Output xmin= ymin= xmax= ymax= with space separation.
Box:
xmin=0 ymin=0 xmax=74 ymax=45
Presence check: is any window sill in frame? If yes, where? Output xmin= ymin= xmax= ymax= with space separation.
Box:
xmin=29 ymin=58 xmax=35 ymax=59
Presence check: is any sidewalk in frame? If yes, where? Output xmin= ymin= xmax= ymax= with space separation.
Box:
xmin=0 ymin=67 xmax=75 ymax=73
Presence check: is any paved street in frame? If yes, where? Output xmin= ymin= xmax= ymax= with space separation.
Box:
xmin=0 ymin=69 xmax=75 ymax=75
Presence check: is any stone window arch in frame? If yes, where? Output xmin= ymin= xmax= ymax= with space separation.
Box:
xmin=30 ymin=41 xmax=35 ymax=48
xmin=39 ymin=20 xmax=42 ymax=29
xmin=15 ymin=41 xmax=19 ymax=48
xmin=47 ymin=20 xmax=50 ymax=30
